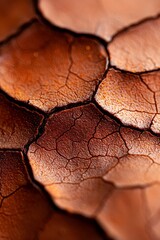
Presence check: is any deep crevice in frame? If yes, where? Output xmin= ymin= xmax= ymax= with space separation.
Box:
xmin=111 ymin=65 xmax=160 ymax=75
xmin=108 ymin=13 xmax=160 ymax=44
xmin=33 ymin=0 xmax=160 ymax=49
xmin=93 ymin=98 xmax=160 ymax=138
xmin=0 ymin=88 xmax=45 ymax=116
xmin=22 ymin=150 xmax=112 ymax=240
xmin=0 ymin=2 xmax=159 ymax=239
xmin=33 ymin=0 xmax=109 ymax=47
xmin=0 ymin=18 xmax=37 ymax=48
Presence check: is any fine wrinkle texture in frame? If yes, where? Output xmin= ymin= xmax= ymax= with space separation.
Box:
xmin=28 ymin=103 xmax=116 ymax=216
xmin=0 ymin=151 xmax=51 ymax=240
xmin=1 ymin=1 xmax=160 ymax=239
xmin=0 ymin=152 xmax=104 ymax=240
xmin=39 ymin=0 xmax=160 ymax=41
xmin=0 ymin=93 xmax=43 ymax=148
xmin=95 ymin=69 xmax=160 ymax=133
xmin=0 ymin=21 xmax=107 ymax=112
xmin=108 ymin=18 xmax=160 ymax=72
xmin=0 ymin=0 xmax=34 ymax=41
xmin=28 ymin=102 xmax=160 ymax=237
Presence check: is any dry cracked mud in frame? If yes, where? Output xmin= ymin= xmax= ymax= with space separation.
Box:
xmin=0 ymin=1 xmax=160 ymax=240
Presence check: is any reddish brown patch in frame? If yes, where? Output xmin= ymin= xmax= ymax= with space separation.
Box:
xmin=0 ymin=93 xmax=43 ymax=148
xmin=0 ymin=21 xmax=107 ymax=111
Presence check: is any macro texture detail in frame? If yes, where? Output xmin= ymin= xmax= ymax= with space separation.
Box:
xmin=95 ymin=69 xmax=160 ymax=133
xmin=0 ymin=0 xmax=160 ymax=240
xmin=0 ymin=21 xmax=107 ymax=112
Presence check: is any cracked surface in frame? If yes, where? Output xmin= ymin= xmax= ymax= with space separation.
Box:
xmin=0 ymin=151 xmax=103 ymax=240
xmin=0 ymin=150 xmax=51 ymax=240
xmin=1 ymin=1 xmax=160 ymax=239
xmin=0 ymin=0 xmax=34 ymax=41
xmin=38 ymin=0 xmax=160 ymax=41
xmin=0 ymin=93 xmax=43 ymax=148
xmin=108 ymin=17 xmax=160 ymax=72
xmin=28 ymin=103 xmax=160 ymax=239
xmin=95 ymin=69 xmax=160 ymax=133
xmin=28 ymin=104 xmax=115 ymax=216
xmin=0 ymin=20 xmax=107 ymax=112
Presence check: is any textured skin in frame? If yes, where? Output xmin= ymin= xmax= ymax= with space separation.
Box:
xmin=0 ymin=21 xmax=107 ymax=111
xmin=0 ymin=1 xmax=160 ymax=240
xmin=39 ymin=0 xmax=160 ymax=41
xmin=95 ymin=69 xmax=160 ymax=133
xmin=28 ymin=104 xmax=114 ymax=216
xmin=0 ymin=151 xmax=102 ymax=240
xmin=0 ymin=151 xmax=51 ymax=240
xmin=0 ymin=93 xmax=43 ymax=148
xmin=108 ymin=18 xmax=160 ymax=72
xmin=28 ymin=103 xmax=160 ymax=239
